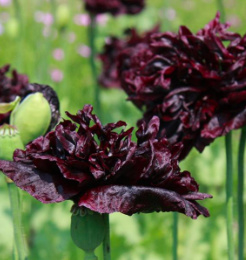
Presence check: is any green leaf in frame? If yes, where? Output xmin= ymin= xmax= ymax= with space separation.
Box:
xmin=0 ymin=96 xmax=21 ymax=115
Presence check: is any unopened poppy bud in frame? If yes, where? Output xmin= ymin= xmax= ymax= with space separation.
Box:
xmin=71 ymin=207 xmax=106 ymax=257
xmin=27 ymin=83 xmax=60 ymax=131
xmin=10 ymin=92 xmax=51 ymax=145
xmin=0 ymin=124 xmax=24 ymax=161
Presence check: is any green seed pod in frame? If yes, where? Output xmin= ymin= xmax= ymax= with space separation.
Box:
xmin=0 ymin=124 xmax=24 ymax=161
xmin=10 ymin=92 xmax=51 ymax=145
xmin=70 ymin=207 xmax=106 ymax=255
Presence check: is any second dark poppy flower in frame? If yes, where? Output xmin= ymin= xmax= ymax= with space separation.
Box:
xmin=83 ymin=0 xmax=145 ymax=16
xmin=118 ymin=13 xmax=246 ymax=159
xmin=98 ymin=26 xmax=160 ymax=88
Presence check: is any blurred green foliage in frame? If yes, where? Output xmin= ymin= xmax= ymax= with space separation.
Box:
xmin=0 ymin=0 xmax=246 ymax=259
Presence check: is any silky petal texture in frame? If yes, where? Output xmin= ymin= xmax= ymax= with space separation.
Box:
xmin=117 ymin=13 xmax=246 ymax=159
xmin=83 ymin=0 xmax=145 ymax=16
xmin=98 ymin=26 xmax=160 ymax=88
xmin=78 ymin=185 xmax=211 ymax=219
xmin=0 ymin=105 xmax=211 ymax=218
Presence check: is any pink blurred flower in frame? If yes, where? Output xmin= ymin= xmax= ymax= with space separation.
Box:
xmin=42 ymin=26 xmax=52 ymax=37
xmin=34 ymin=11 xmax=54 ymax=26
xmin=0 ymin=0 xmax=11 ymax=7
xmin=73 ymin=14 xmax=90 ymax=26
xmin=227 ymin=15 xmax=241 ymax=28
xmin=53 ymin=48 xmax=65 ymax=61
xmin=50 ymin=69 xmax=63 ymax=82
xmin=42 ymin=13 xmax=54 ymax=26
xmin=77 ymin=45 xmax=91 ymax=58
xmin=95 ymin=14 xmax=108 ymax=26
xmin=165 ymin=8 xmax=176 ymax=21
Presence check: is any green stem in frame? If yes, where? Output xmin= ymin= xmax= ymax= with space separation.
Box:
xmin=13 ymin=0 xmax=22 ymax=25
xmin=216 ymin=0 xmax=226 ymax=23
xmin=50 ymin=0 xmax=56 ymax=22
xmin=225 ymin=132 xmax=234 ymax=260
xmin=13 ymin=0 xmax=23 ymax=69
xmin=237 ymin=127 xmax=246 ymax=260
xmin=7 ymin=181 xmax=28 ymax=260
xmin=162 ymin=0 xmax=171 ymax=31
xmin=172 ymin=212 xmax=178 ymax=260
xmin=103 ymin=214 xmax=111 ymax=260
xmin=88 ymin=15 xmax=102 ymax=118
xmin=84 ymin=251 xmax=98 ymax=260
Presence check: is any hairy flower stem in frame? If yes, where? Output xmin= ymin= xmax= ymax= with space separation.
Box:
xmin=225 ymin=132 xmax=234 ymax=260
xmin=237 ymin=127 xmax=246 ymax=260
xmin=103 ymin=214 xmax=111 ymax=260
xmin=88 ymin=15 xmax=102 ymax=119
xmin=7 ymin=180 xmax=28 ymax=260
xmin=216 ymin=0 xmax=226 ymax=23
xmin=172 ymin=212 xmax=178 ymax=260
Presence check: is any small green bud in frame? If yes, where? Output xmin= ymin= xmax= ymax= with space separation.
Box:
xmin=10 ymin=92 xmax=51 ymax=145
xmin=71 ymin=207 xmax=106 ymax=254
xmin=0 ymin=96 xmax=21 ymax=114
xmin=56 ymin=4 xmax=70 ymax=28
xmin=0 ymin=124 xmax=24 ymax=161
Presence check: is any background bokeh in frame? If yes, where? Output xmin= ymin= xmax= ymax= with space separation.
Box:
xmin=0 ymin=0 xmax=245 ymax=259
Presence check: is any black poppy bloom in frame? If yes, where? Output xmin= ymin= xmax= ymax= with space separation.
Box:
xmin=98 ymin=26 xmax=160 ymax=88
xmin=0 ymin=64 xmax=60 ymax=131
xmin=119 ymin=13 xmax=246 ymax=159
xmin=83 ymin=0 xmax=145 ymax=16
xmin=0 ymin=104 xmax=211 ymax=219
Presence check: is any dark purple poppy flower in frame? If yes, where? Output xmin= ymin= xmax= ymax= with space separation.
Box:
xmin=0 ymin=105 xmax=211 ymax=219
xmin=119 ymin=13 xmax=246 ymax=159
xmin=99 ymin=26 xmax=160 ymax=88
xmin=83 ymin=0 xmax=145 ymax=16
xmin=0 ymin=65 xmax=60 ymax=129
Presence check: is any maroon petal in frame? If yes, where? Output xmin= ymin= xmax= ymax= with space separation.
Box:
xmin=0 ymin=160 xmax=81 ymax=203
xmin=78 ymin=185 xmax=211 ymax=219
xmin=83 ymin=0 xmax=145 ymax=16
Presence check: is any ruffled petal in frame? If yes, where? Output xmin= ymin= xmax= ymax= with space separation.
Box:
xmin=0 ymin=160 xmax=81 ymax=203
xmin=78 ymin=185 xmax=211 ymax=219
